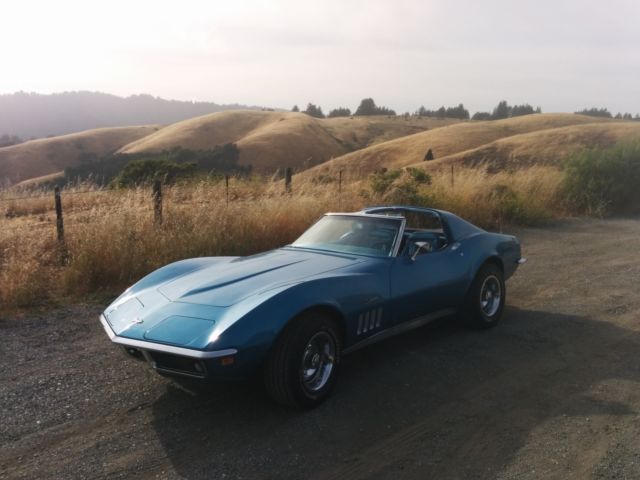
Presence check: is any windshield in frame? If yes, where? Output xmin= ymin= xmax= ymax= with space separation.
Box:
xmin=291 ymin=215 xmax=402 ymax=257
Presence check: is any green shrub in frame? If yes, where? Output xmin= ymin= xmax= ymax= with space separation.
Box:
xmin=369 ymin=169 xmax=402 ymax=195
xmin=112 ymin=159 xmax=198 ymax=187
xmin=368 ymin=168 xmax=433 ymax=205
xmin=405 ymin=167 xmax=432 ymax=185
xmin=563 ymin=140 xmax=640 ymax=215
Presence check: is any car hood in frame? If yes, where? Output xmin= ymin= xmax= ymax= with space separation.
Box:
xmin=157 ymin=248 xmax=365 ymax=307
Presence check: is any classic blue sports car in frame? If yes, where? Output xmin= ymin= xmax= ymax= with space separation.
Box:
xmin=100 ymin=206 xmax=525 ymax=408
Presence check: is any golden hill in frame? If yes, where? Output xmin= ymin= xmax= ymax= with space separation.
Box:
xmin=413 ymin=121 xmax=640 ymax=173
xmin=0 ymin=125 xmax=160 ymax=185
xmin=119 ymin=110 xmax=457 ymax=173
xmin=302 ymin=113 xmax=607 ymax=180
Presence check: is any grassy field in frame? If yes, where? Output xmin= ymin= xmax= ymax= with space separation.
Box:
xmin=2 ymin=112 xmax=640 ymax=309
xmin=0 ymin=164 xmax=563 ymax=308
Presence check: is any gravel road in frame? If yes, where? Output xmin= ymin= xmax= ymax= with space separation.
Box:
xmin=2 ymin=217 xmax=640 ymax=479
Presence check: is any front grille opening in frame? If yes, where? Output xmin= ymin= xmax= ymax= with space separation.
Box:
xmin=148 ymin=351 xmax=207 ymax=378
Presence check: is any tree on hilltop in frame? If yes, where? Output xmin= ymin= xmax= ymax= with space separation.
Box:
xmin=575 ymin=107 xmax=612 ymax=118
xmin=355 ymin=98 xmax=396 ymax=116
xmin=303 ymin=103 xmax=325 ymax=118
xmin=328 ymin=107 xmax=351 ymax=117
xmin=472 ymin=111 xmax=492 ymax=120
xmin=492 ymin=100 xmax=511 ymax=119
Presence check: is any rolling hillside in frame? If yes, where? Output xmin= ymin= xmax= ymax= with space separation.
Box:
xmin=119 ymin=110 xmax=456 ymax=173
xmin=413 ymin=121 xmax=640 ymax=173
xmin=0 ymin=110 xmax=454 ymax=185
xmin=302 ymin=113 xmax=609 ymax=180
xmin=4 ymin=110 xmax=637 ymax=187
xmin=0 ymin=125 xmax=160 ymax=184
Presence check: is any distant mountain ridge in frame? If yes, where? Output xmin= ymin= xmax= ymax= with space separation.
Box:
xmin=0 ymin=91 xmax=262 ymax=139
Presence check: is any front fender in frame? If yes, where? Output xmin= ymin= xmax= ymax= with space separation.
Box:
xmin=211 ymin=270 xmax=389 ymax=369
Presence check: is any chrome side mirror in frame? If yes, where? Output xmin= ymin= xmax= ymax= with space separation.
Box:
xmin=410 ymin=241 xmax=431 ymax=261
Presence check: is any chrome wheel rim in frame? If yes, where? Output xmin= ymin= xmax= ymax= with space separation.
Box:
xmin=301 ymin=332 xmax=336 ymax=393
xmin=480 ymin=275 xmax=502 ymax=317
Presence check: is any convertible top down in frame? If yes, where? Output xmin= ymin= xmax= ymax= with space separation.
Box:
xmin=100 ymin=206 xmax=525 ymax=407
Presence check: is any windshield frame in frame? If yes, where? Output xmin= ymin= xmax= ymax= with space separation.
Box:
xmin=289 ymin=213 xmax=406 ymax=258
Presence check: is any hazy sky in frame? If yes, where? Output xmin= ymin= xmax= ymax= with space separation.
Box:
xmin=3 ymin=0 xmax=639 ymax=114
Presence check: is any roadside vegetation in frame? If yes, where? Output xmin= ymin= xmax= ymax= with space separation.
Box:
xmin=0 ymin=138 xmax=638 ymax=309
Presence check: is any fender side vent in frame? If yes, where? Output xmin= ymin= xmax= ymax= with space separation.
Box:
xmin=357 ymin=308 xmax=383 ymax=335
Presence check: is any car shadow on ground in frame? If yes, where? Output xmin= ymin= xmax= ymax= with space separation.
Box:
xmin=150 ymin=307 xmax=640 ymax=479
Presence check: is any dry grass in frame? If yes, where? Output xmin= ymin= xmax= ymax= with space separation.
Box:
xmin=425 ymin=165 xmax=565 ymax=227
xmin=0 ymin=166 xmax=565 ymax=308
xmin=0 ymin=125 xmax=161 ymax=184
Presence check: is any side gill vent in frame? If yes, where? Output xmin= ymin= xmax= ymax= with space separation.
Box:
xmin=357 ymin=307 xmax=383 ymax=335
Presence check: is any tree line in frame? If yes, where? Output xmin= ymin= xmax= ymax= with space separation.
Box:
xmin=575 ymin=107 xmax=640 ymax=120
xmin=291 ymin=99 xmax=640 ymax=122
xmin=291 ymin=98 xmax=548 ymax=121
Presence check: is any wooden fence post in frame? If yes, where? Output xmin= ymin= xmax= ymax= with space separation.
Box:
xmin=338 ymin=170 xmax=343 ymax=209
xmin=54 ymin=186 xmax=64 ymax=243
xmin=224 ymin=174 xmax=229 ymax=206
xmin=284 ymin=167 xmax=292 ymax=193
xmin=153 ymin=180 xmax=163 ymax=225
xmin=451 ymin=165 xmax=455 ymax=189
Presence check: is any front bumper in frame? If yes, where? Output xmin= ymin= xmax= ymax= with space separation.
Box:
xmin=100 ymin=314 xmax=238 ymax=379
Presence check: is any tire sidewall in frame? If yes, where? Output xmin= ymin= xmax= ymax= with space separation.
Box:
xmin=469 ymin=264 xmax=505 ymax=328
xmin=287 ymin=317 xmax=341 ymax=408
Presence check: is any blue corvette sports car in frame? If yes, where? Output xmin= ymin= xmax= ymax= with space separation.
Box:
xmin=100 ymin=206 xmax=525 ymax=408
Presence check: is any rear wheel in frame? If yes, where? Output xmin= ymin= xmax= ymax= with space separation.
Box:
xmin=462 ymin=263 xmax=505 ymax=328
xmin=264 ymin=311 xmax=341 ymax=408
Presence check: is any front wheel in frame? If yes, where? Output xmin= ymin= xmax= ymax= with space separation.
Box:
xmin=462 ymin=263 xmax=505 ymax=329
xmin=263 ymin=312 xmax=341 ymax=408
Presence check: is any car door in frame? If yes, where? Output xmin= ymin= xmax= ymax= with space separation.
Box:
xmin=389 ymin=237 xmax=469 ymax=326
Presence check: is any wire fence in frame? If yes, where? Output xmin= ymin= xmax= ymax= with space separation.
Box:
xmin=0 ymin=169 xmax=341 ymax=250
xmin=0 ymin=190 xmax=100 ymax=202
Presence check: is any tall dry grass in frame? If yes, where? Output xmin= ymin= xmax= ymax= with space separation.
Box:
xmin=0 ymin=167 xmax=564 ymax=308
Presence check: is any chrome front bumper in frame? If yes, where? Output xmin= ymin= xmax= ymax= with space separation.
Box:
xmin=99 ymin=314 xmax=237 ymax=360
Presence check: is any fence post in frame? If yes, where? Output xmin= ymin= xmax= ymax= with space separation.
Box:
xmin=284 ymin=167 xmax=292 ymax=193
xmin=338 ymin=170 xmax=343 ymax=209
xmin=451 ymin=165 xmax=455 ymax=189
xmin=54 ymin=186 xmax=64 ymax=243
xmin=224 ymin=174 xmax=229 ymax=206
xmin=153 ymin=180 xmax=163 ymax=225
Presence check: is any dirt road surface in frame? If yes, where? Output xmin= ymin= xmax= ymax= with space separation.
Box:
xmin=2 ymin=218 xmax=640 ymax=479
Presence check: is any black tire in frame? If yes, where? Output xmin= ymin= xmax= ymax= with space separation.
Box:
xmin=461 ymin=263 xmax=505 ymax=329
xmin=263 ymin=311 xmax=341 ymax=408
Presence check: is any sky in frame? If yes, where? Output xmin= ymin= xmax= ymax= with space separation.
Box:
xmin=2 ymin=0 xmax=639 ymax=114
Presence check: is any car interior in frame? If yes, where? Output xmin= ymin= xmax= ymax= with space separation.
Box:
xmin=368 ymin=209 xmax=449 ymax=256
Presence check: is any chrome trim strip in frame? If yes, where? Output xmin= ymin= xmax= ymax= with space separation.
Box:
xmin=343 ymin=308 xmax=457 ymax=355
xmin=517 ymin=257 xmax=527 ymax=264
xmin=99 ymin=314 xmax=237 ymax=359
xmin=389 ymin=217 xmax=406 ymax=257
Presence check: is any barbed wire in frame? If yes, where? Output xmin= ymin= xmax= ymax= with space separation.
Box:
xmin=0 ymin=189 xmax=106 ymax=203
